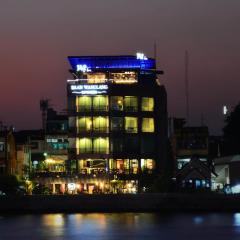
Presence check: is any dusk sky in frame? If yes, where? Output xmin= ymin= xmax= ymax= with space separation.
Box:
xmin=0 ymin=0 xmax=240 ymax=134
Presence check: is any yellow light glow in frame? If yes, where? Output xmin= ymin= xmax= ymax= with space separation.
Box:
xmin=45 ymin=158 xmax=55 ymax=164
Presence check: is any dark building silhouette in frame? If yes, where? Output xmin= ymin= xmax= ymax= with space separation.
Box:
xmin=0 ymin=127 xmax=16 ymax=175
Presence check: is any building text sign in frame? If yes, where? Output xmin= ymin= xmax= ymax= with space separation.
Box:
xmin=71 ymin=84 xmax=108 ymax=95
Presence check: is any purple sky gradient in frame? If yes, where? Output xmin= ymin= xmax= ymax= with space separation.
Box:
xmin=0 ymin=0 xmax=240 ymax=134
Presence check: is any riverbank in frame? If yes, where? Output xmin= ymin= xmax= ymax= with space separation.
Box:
xmin=1 ymin=193 xmax=240 ymax=213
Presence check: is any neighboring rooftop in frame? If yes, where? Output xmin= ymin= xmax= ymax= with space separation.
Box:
xmin=213 ymin=155 xmax=240 ymax=165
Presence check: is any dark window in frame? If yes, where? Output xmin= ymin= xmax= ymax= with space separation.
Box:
xmin=0 ymin=143 xmax=4 ymax=152
xmin=111 ymin=117 xmax=124 ymax=131
xmin=111 ymin=138 xmax=124 ymax=153
xmin=141 ymin=136 xmax=155 ymax=154
xmin=125 ymin=136 xmax=139 ymax=153
xmin=110 ymin=96 xmax=123 ymax=111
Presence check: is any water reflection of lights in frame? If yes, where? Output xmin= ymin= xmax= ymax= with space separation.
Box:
xmin=234 ymin=213 xmax=240 ymax=226
xmin=42 ymin=214 xmax=65 ymax=227
xmin=193 ymin=216 xmax=203 ymax=225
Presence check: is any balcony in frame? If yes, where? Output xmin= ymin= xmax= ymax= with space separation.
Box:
xmin=77 ymin=127 xmax=109 ymax=134
xmin=124 ymin=106 xmax=138 ymax=112
xmin=125 ymin=127 xmax=138 ymax=133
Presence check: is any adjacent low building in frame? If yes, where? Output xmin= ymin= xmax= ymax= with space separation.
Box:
xmin=0 ymin=128 xmax=16 ymax=175
xmin=212 ymin=155 xmax=240 ymax=191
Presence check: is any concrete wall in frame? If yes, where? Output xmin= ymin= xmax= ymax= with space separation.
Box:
xmin=1 ymin=193 xmax=240 ymax=213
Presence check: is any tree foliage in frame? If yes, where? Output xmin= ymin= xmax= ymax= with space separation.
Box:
xmin=0 ymin=175 xmax=21 ymax=194
xmin=223 ymin=103 xmax=240 ymax=154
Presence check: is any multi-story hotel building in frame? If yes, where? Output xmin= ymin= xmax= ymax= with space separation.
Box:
xmin=67 ymin=53 xmax=168 ymax=193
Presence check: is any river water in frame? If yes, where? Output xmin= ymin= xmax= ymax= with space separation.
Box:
xmin=1 ymin=213 xmax=240 ymax=239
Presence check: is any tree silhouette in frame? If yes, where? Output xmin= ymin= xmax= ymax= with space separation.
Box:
xmin=223 ymin=103 xmax=240 ymax=154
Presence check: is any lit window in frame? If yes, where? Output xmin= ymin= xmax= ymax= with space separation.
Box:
xmin=124 ymin=96 xmax=138 ymax=112
xmin=142 ymin=118 xmax=154 ymax=132
xmin=93 ymin=138 xmax=109 ymax=154
xmin=76 ymin=96 xmax=92 ymax=112
xmin=93 ymin=117 xmax=109 ymax=132
xmin=110 ymin=96 xmax=123 ymax=111
xmin=130 ymin=159 xmax=139 ymax=174
xmin=77 ymin=117 xmax=92 ymax=132
xmin=142 ymin=97 xmax=154 ymax=111
xmin=116 ymin=159 xmax=124 ymax=173
xmin=86 ymin=73 xmax=106 ymax=84
xmin=125 ymin=117 xmax=138 ymax=133
xmin=76 ymin=138 xmax=92 ymax=154
xmin=110 ymin=72 xmax=137 ymax=84
xmin=93 ymin=96 xmax=108 ymax=111
xmin=141 ymin=159 xmax=155 ymax=171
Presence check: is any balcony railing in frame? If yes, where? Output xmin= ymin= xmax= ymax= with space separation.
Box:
xmin=77 ymin=148 xmax=109 ymax=154
xmin=76 ymin=106 xmax=109 ymax=112
xmin=77 ymin=127 xmax=109 ymax=133
xmin=124 ymin=106 xmax=138 ymax=112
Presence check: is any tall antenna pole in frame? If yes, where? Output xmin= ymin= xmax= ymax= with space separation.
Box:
xmin=154 ymin=41 xmax=157 ymax=67
xmin=185 ymin=50 xmax=190 ymax=124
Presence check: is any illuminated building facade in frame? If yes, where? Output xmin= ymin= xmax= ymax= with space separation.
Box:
xmin=67 ymin=54 xmax=168 ymax=193
xmin=44 ymin=108 xmax=68 ymax=173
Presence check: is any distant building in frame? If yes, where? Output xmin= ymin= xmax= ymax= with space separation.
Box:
xmin=0 ymin=128 xmax=16 ymax=175
xmin=169 ymin=118 xmax=214 ymax=189
xmin=169 ymin=118 xmax=209 ymax=171
xmin=176 ymin=156 xmax=216 ymax=190
xmin=14 ymin=132 xmax=31 ymax=178
xmin=44 ymin=108 xmax=68 ymax=173
xmin=15 ymin=130 xmax=45 ymax=173
xmin=212 ymin=155 xmax=240 ymax=190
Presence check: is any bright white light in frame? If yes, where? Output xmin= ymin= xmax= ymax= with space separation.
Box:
xmin=223 ymin=105 xmax=228 ymax=115
xmin=46 ymin=138 xmax=58 ymax=143
xmin=71 ymin=84 xmax=108 ymax=95
xmin=71 ymin=84 xmax=108 ymax=91
xmin=136 ymin=52 xmax=148 ymax=60
xmin=73 ymin=90 xmax=107 ymax=95
xmin=76 ymin=64 xmax=91 ymax=72
xmin=68 ymin=183 xmax=76 ymax=191
xmin=231 ymin=185 xmax=240 ymax=194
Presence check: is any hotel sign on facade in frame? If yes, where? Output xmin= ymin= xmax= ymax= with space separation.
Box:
xmin=70 ymin=84 xmax=108 ymax=95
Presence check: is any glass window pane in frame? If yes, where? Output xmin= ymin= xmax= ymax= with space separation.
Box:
xmin=77 ymin=117 xmax=92 ymax=132
xmin=76 ymin=96 xmax=92 ymax=112
xmin=124 ymin=96 xmax=138 ymax=112
xmin=142 ymin=97 xmax=154 ymax=111
xmin=93 ymin=96 xmax=108 ymax=111
xmin=125 ymin=117 xmax=138 ymax=133
xmin=125 ymin=136 xmax=139 ymax=152
xmin=141 ymin=159 xmax=155 ymax=172
xmin=141 ymin=136 xmax=155 ymax=154
xmin=86 ymin=73 xmax=106 ymax=84
xmin=93 ymin=138 xmax=109 ymax=154
xmin=93 ymin=117 xmax=109 ymax=132
xmin=111 ymin=117 xmax=124 ymax=131
xmin=142 ymin=118 xmax=154 ymax=132
xmin=130 ymin=159 xmax=139 ymax=174
xmin=110 ymin=96 xmax=123 ymax=111
xmin=111 ymin=137 xmax=124 ymax=153
xmin=77 ymin=138 xmax=92 ymax=154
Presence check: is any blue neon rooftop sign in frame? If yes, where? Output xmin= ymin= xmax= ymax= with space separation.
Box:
xmin=68 ymin=54 xmax=155 ymax=72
